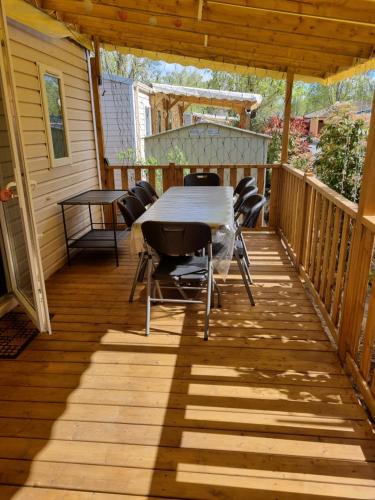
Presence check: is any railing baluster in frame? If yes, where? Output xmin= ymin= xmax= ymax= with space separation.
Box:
xmin=331 ymin=213 xmax=350 ymax=327
xmin=148 ymin=168 xmax=156 ymax=189
xmin=120 ymin=167 xmax=128 ymax=190
xmin=319 ymin=201 xmax=334 ymax=299
xmin=359 ymin=284 xmax=375 ymax=380
xmin=230 ymin=167 xmax=237 ymax=187
xmin=324 ymin=207 xmax=342 ymax=311
xmin=309 ymin=193 xmax=322 ymax=281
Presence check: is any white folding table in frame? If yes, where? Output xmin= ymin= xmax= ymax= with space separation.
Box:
xmin=131 ymin=186 xmax=235 ymax=276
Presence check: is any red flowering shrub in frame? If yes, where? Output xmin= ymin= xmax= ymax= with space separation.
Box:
xmin=263 ymin=116 xmax=312 ymax=169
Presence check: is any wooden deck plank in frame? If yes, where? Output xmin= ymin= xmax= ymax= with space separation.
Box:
xmin=0 ymin=233 xmax=374 ymax=499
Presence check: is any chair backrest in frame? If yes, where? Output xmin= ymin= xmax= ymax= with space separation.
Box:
xmin=239 ymin=194 xmax=267 ymax=228
xmin=234 ymin=176 xmax=256 ymax=196
xmin=234 ymin=184 xmax=258 ymax=212
xmin=118 ymin=195 xmax=146 ymax=227
xmin=136 ymin=180 xmax=158 ymax=200
xmin=142 ymin=221 xmax=212 ymax=256
xmin=131 ymin=185 xmax=154 ymax=207
xmin=184 ymin=172 xmax=220 ymax=187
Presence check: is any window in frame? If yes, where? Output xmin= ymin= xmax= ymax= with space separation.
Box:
xmin=157 ymin=110 xmax=162 ymax=133
xmin=38 ymin=64 xmax=71 ymax=167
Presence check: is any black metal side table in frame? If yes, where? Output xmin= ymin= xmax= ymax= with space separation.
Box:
xmin=58 ymin=189 xmax=128 ymax=266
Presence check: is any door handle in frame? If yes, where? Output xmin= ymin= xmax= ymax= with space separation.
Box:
xmin=6 ymin=180 xmax=37 ymax=197
xmin=6 ymin=181 xmax=17 ymax=197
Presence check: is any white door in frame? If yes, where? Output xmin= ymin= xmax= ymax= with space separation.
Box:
xmin=0 ymin=5 xmax=50 ymax=333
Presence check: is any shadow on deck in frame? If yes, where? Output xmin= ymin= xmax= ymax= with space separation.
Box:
xmin=0 ymin=233 xmax=374 ymax=499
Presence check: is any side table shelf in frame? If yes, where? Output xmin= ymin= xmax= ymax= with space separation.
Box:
xmin=58 ymin=189 xmax=129 ymax=266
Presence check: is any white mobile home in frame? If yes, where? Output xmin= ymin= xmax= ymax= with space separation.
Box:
xmin=101 ymin=75 xmax=152 ymax=164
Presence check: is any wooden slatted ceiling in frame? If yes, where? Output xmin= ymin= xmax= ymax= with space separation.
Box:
xmin=39 ymin=0 xmax=375 ymax=83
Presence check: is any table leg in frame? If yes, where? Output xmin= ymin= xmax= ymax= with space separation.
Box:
xmin=88 ymin=203 xmax=93 ymax=229
xmin=112 ymin=202 xmax=119 ymax=266
xmin=61 ymin=205 xmax=71 ymax=265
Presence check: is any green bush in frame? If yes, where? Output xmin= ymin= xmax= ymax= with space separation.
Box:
xmin=314 ymin=114 xmax=368 ymax=202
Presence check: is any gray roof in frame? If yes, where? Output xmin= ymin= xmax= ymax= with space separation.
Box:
xmin=151 ymin=83 xmax=262 ymax=105
xmin=144 ymin=120 xmax=271 ymax=140
xmin=305 ymin=101 xmax=372 ymax=119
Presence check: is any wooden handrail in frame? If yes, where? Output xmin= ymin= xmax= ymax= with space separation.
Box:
xmin=107 ymin=163 xmax=279 ymax=170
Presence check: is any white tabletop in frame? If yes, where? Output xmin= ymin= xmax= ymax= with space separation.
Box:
xmin=130 ymin=186 xmax=235 ymax=276
xmin=133 ymin=186 xmax=234 ymax=228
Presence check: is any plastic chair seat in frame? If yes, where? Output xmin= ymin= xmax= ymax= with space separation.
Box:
xmin=153 ymin=255 xmax=208 ymax=281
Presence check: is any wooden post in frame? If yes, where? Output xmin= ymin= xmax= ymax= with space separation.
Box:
xmin=163 ymin=98 xmax=170 ymax=131
xmin=338 ymin=90 xmax=375 ymax=360
xmin=90 ymin=38 xmax=113 ymax=190
xmin=268 ymin=165 xmax=280 ymax=229
xmin=281 ymin=70 xmax=294 ymax=164
xmin=90 ymin=37 xmax=114 ymax=225
xmin=178 ymin=104 xmax=185 ymax=128
xmin=239 ymin=108 xmax=250 ymax=129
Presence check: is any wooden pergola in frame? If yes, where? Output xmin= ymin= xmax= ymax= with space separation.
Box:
xmin=149 ymin=83 xmax=261 ymax=131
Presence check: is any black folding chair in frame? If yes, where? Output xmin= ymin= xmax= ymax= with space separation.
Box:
xmin=234 ymin=184 xmax=258 ymax=214
xmin=118 ymin=195 xmax=148 ymax=302
xmin=184 ymin=172 xmax=220 ymax=187
xmin=142 ymin=221 xmax=220 ymax=340
xmin=241 ymin=194 xmax=268 ymax=229
xmin=131 ymin=185 xmax=154 ymax=207
xmin=136 ymin=180 xmax=159 ymax=201
xmin=118 ymin=195 xmax=145 ymax=228
xmin=234 ymin=194 xmax=267 ymax=301
xmin=233 ymin=176 xmax=256 ymax=197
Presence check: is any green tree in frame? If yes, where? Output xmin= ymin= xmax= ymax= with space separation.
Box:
xmin=314 ymin=114 xmax=368 ymax=202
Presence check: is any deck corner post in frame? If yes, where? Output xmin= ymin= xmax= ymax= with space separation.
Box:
xmin=281 ymin=70 xmax=294 ymax=165
xmin=268 ymin=164 xmax=281 ymax=230
xmin=90 ymin=37 xmax=114 ymax=223
xmin=338 ymin=90 xmax=375 ymax=362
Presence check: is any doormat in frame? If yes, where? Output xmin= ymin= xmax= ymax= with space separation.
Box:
xmin=0 ymin=311 xmax=38 ymax=359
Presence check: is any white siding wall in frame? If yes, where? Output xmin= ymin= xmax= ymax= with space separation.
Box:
xmin=134 ymin=87 xmax=152 ymax=160
xmin=101 ymin=75 xmax=136 ymax=165
xmin=9 ymin=24 xmax=100 ymax=279
xmin=144 ymin=122 xmax=270 ymax=165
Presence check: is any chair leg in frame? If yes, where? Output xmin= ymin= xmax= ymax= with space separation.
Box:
xmin=155 ymin=280 xmax=163 ymax=300
xmin=145 ymin=257 xmax=152 ymax=336
xmin=235 ymin=250 xmax=255 ymax=306
xmin=129 ymin=252 xmax=145 ymax=303
xmin=214 ymin=280 xmax=222 ymax=308
xmin=204 ymin=264 xmax=213 ymax=341
xmin=243 ymin=258 xmax=255 ymax=297
xmin=239 ymin=233 xmax=252 ymax=283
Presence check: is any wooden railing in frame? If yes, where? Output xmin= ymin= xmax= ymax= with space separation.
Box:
xmin=107 ymin=163 xmax=279 ymax=229
xmin=278 ymin=163 xmax=375 ymax=418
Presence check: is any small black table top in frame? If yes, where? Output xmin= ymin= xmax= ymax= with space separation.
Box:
xmin=58 ymin=189 xmax=128 ymax=206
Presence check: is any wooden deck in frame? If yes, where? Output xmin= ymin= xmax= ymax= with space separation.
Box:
xmin=0 ymin=233 xmax=374 ymax=499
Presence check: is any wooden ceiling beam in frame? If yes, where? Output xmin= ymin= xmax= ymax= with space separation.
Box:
xmin=61 ymin=12 xmax=353 ymax=70
xmin=203 ymin=3 xmax=375 ymax=45
xmin=71 ymin=19 xmax=338 ymax=74
xmin=41 ymin=0 xmax=373 ymax=58
xmin=84 ymin=29 xmax=327 ymax=77
xmin=212 ymin=1 xmax=375 ymax=26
